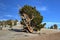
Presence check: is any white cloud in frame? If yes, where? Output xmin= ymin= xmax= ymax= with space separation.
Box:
xmin=42 ymin=22 xmax=60 ymax=28
xmin=43 ymin=22 xmax=60 ymax=25
xmin=0 ymin=15 xmax=18 ymax=21
xmin=37 ymin=6 xmax=47 ymax=11
xmin=17 ymin=4 xmax=21 ymax=8
xmin=0 ymin=19 xmax=7 ymax=21
xmin=5 ymin=15 xmax=13 ymax=17
xmin=40 ymin=7 xmax=47 ymax=11
xmin=4 ymin=15 xmax=20 ymax=19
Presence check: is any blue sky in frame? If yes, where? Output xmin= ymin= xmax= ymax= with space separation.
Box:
xmin=0 ymin=0 xmax=60 ymax=28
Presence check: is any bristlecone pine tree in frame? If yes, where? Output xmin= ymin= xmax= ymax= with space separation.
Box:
xmin=19 ymin=5 xmax=46 ymax=33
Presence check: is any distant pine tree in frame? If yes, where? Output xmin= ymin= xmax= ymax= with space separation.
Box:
xmin=53 ymin=24 xmax=58 ymax=29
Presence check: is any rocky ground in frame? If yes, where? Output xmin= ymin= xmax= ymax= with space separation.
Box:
xmin=0 ymin=26 xmax=60 ymax=40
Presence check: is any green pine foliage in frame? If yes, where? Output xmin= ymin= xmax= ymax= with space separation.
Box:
xmin=19 ymin=5 xmax=45 ymax=31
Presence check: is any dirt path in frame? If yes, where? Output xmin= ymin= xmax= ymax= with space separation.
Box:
xmin=28 ymin=32 xmax=60 ymax=40
xmin=0 ymin=28 xmax=60 ymax=40
xmin=0 ymin=30 xmax=38 ymax=40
